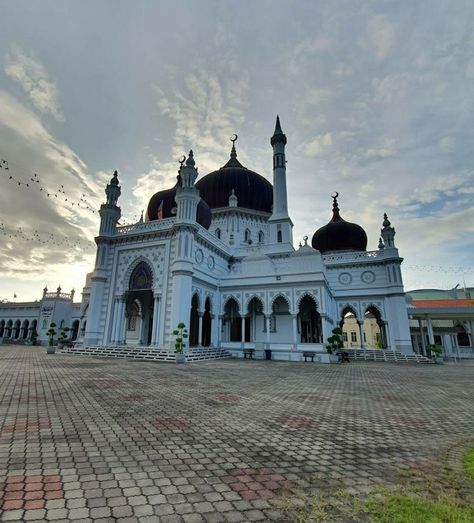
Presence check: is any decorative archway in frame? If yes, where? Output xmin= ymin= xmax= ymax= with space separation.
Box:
xmin=13 ymin=320 xmax=21 ymax=339
xmin=189 ymin=294 xmax=200 ymax=346
xmin=71 ymin=320 xmax=80 ymax=341
xmin=0 ymin=320 xmax=5 ymax=338
xmin=5 ymin=320 xmax=13 ymax=338
xmin=298 ymin=295 xmax=322 ymax=343
xmin=339 ymin=306 xmax=359 ymax=348
xmin=125 ymin=261 xmax=154 ymax=345
xmin=364 ymin=305 xmax=386 ymax=349
xmin=21 ymin=320 xmax=29 ymax=339
xmin=202 ymin=297 xmax=212 ymax=347
xmin=455 ymin=324 xmax=470 ymax=347
xmin=246 ymin=296 xmax=264 ymax=342
xmin=271 ymin=295 xmax=291 ymax=341
xmin=223 ymin=298 xmax=241 ymax=342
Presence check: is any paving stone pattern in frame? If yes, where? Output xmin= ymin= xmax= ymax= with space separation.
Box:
xmin=0 ymin=346 xmax=473 ymax=522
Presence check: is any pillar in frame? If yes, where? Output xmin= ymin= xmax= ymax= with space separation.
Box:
xmin=240 ymin=315 xmax=246 ymax=348
xmin=358 ymin=321 xmax=365 ymax=349
xmin=418 ymin=319 xmax=426 ymax=355
xmin=218 ymin=315 xmax=223 ymax=346
xmin=110 ymin=297 xmax=119 ymax=344
xmin=292 ymin=314 xmax=298 ymax=349
xmin=427 ymin=317 xmax=435 ymax=345
xmin=151 ymin=294 xmax=160 ymax=345
xmin=117 ymin=296 xmax=126 ymax=344
xmin=469 ymin=321 xmax=474 ymax=349
xmin=198 ymin=312 xmax=203 ymax=346
xmin=265 ymin=315 xmax=271 ymax=347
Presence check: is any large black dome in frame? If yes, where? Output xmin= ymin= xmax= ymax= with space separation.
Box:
xmin=146 ymin=181 xmax=211 ymax=229
xmin=312 ymin=195 xmax=367 ymax=254
xmin=196 ymin=146 xmax=273 ymax=213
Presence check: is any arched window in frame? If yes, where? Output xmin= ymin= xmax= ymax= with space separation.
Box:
xmin=277 ymin=230 xmax=282 ymax=243
xmin=215 ymin=228 xmax=221 ymax=239
xmin=258 ymin=231 xmax=264 ymax=244
xmin=244 ymin=229 xmax=251 ymax=243
xmin=129 ymin=261 xmax=153 ymax=290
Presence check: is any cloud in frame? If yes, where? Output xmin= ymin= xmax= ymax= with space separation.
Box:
xmin=5 ymin=45 xmax=64 ymax=121
xmin=364 ymin=15 xmax=396 ymax=62
xmin=304 ymin=132 xmax=333 ymax=156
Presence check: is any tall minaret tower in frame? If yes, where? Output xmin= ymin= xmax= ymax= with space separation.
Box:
xmin=85 ymin=170 xmax=121 ymax=346
xmin=268 ymin=116 xmax=293 ymax=248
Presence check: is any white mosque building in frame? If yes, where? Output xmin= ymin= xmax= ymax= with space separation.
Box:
xmin=0 ymin=118 xmax=419 ymax=359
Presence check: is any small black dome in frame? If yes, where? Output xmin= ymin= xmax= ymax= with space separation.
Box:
xmin=195 ymin=145 xmax=273 ymax=213
xmin=312 ymin=195 xmax=367 ymax=254
xmin=146 ymin=182 xmax=211 ymax=229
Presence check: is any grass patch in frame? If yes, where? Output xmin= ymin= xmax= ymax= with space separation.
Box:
xmin=366 ymin=494 xmax=474 ymax=523
xmin=464 ymin=447 xmax=474 ymax=483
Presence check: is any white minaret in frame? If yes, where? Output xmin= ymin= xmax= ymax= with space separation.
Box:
xmin=85 ymin=170 xmax=121 ymax=345
xmin=268 ymin=116 xmax=293 ymax=248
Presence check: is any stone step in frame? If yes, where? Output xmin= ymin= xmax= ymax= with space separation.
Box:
xmin=345 ymin=348 xmax=433 ymax=364
xmin=58 ymin=345 xmax=231 ymax=363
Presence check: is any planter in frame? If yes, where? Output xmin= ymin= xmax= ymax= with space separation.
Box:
xmin=47 ymin=345 xmax=56 ymax=354
xmin=329 ymin=354 xmax=339 ymax=364
xmin=175 ymin=353 xmax=186 ymax=363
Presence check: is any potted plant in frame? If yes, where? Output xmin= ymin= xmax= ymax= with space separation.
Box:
xmin=30 ymin=329 xmax=38 ymax=346
xmin=57 ymin=327 xmax=70 ymax=349
xmin=46 ymin=322 xmax=57 ymax=354
xmin=428 ymin=343 xmax=443 ymax=364
xmin=326 ymin=327 xmax=344 ymax=363
xmin=172 ymin=322 xmax=188 ymax=363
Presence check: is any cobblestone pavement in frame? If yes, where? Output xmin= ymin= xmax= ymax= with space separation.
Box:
xmin=0 ymin=346 xmax=473 ymax=522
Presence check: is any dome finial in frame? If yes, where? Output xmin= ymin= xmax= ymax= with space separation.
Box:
xmin=331 ymin=192 xmax=341 ymax=219
xmin=230 ymin=134 xmax=238 ymax=160
xmin=383 ymin=213 xmax=391 ymax=227
xmin=186 ymin=150 xmax=195 ymax=167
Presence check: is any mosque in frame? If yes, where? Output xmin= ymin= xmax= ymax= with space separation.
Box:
xmin=1 ymin=117 xmax=428 ymax=360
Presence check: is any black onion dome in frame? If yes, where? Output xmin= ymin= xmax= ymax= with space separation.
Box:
xmin=311 ymin=194 xmax=367 ymax=254
xmin=145 ymin=182 xmax=212 ymax=229
xmin=195 ymin=142 xmax=273 ymax=213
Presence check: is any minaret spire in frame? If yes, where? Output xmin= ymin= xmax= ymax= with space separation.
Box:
xmin=268 ymin=116 xmax=293 ymax=249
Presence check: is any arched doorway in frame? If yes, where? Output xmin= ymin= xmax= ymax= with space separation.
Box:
xmin=5 ymin=320 xmax=13 ymax=338
xmin=0 ymin=320 xmax=5 ymax=338
xmin=455 ymin=324 xmax=470 ymax=347
xmin=364 ymin=306 xmax=386 ymax=348
xmin=339 ymin=306 xmax=359 ymax=348
xmin=298 ymin=295 xmax=322 ymax=343
xmin=21 ymin=320 xmax=29 ymax=339
xmin=13 ymin=320 xmax=21 ymax=339
xmin=202 ymin=297 xmax=212 ymax=347
xmin=189 ymin=294 xmax=199 ymax=346
xmin=224 ymin=298 xmax=241 ymax=342
xmin=30 ymin=319 xmax=37 ymax=338
xmin=71 ymin=320 xmax=80 ymax=341
xmin=246 ymin=297 xmax=264 ymax=342
xmin=272 ymin=296 xmax=291 ymax=342
xmin=125 ymin=261 xmax=154 ymax=345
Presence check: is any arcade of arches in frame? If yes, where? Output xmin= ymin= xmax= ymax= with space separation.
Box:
xmin=339 ymin=306 xmax=387 ymax=349
xmin=189 ymin=295 xmax=213 ymax=347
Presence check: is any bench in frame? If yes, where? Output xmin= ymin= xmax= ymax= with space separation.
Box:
xmin=302 ymin=351 xmax=315 ymax=362
xmin=243 ymin=349 xmax=255 ymax=359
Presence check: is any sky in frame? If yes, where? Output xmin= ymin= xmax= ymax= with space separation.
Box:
xmin=0 ymin=0 xmax=473 ymax=302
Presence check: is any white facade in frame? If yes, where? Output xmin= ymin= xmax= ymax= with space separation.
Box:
xmin=77 ymin=119 xmax=413 ymax=359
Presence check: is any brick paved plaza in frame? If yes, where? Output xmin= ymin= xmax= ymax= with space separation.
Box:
xmin=0 ymin=346 xmax=473 ymax=522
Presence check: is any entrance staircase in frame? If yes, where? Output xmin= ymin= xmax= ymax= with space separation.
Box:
xmin=58 ymin=345 xmax=231 ymax=362
xmin=346 ymin=348 xmax=433 ymax=364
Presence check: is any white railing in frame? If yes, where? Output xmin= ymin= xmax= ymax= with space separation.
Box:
xmin=322 ymin=250 xmax=383 ymax=264
xmin=116 ymin=218 xmax=176 ymax=235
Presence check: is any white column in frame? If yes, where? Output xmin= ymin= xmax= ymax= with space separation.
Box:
xmin=110 ymin=298 xmax=119 ymax=344
xmin=265 ymin=315 xmax=271 ymax=347
xmin=358 ymin=321 xmax=365 ymax=349
xmin=292 ymin=314 xmax=298 ymax=349
xmin=151 ymin=294 xmax=160 ymax=345
xmin=418 ymin=319 xmax=426 ymax=355
xmin=218 ymin=315 xmax=223 ymax=345
xmin=241 ymin=315 xmax=246 ymax=348
xmin=198 ymin=312 xmax=203 ymax=347
xmin=117 ymin=297 xmax=126 ymax=344
xmin=470 ymin=321 xmax=474 ymax=349
xmin=427 ymin=317 xmax=435 ymax=345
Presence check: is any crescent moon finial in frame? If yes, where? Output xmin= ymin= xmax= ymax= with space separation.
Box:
xmin=230 ymin=134 xmax=238 ymax=144
xmin=331 ymin=191 xmax=339 ymax=199
xmin=179 ymin=155 xmax=186 ymax=166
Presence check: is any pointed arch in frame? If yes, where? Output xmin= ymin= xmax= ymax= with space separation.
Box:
xmin=221 ymin=295 xmax=241 ymax=316
xmin=223 ymin=297 xmax=241 ymax=342
xmin=298 ymin=294 xmax=322 ymax=343
xmin=270 ymin=293 xmax=291 ymax=313
xmin=244 ymin=294 xmax=265 ymax=314
xmin=296 ymin=291 xmax=319 ymax=310
xmin=202 ymin=297 xmax=212 ymax=347
xmin=364 ymin=304 xmax=386 ymax=349
xmin=191 ymin=291 xmax=201 ymax=312
xmin=0 ymin=320 xmax=5 ymax=337
xmin=123 ymin=256 xmax=155 ymax=292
